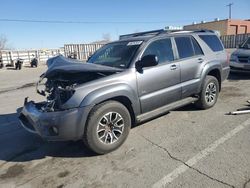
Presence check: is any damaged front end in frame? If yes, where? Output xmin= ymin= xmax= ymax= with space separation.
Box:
xmin=19 ymin=55 xmax=123 ymax=140
xmin=36 ymin=74 xmax=74 ymax=112
xmin=36 ymin=72 xmax=98 ymax=112
xmin=35 ymin=55 xmax=123 ymax=112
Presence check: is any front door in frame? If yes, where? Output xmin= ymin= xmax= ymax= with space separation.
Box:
xmin=136 ymin=38 xmax=181 ymax=113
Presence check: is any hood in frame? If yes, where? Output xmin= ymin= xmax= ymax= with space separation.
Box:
xmin=233 ymin=48 xmax=250 ymax=57
xmin=45 ymin=55 xmax=123 ymax=78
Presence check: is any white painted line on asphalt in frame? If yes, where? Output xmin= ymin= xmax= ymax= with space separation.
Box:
xmin=153 ymin=118 xmax=250 ymax=188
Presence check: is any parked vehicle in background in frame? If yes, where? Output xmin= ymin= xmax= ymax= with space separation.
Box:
xmin=15 ymin=58 xmax=23 ymax=70
xmin=230 ymin=37 xmax=250 ymax=72
xmin=0 ymin=51 xmax=3 ymax=69
xmin=30 ymin=56 xmax=38 ymax=67
xmin=68 ymin=51 xmax=77 ymax=59
xmin=19 ymin=29 xmax=229 ymax=154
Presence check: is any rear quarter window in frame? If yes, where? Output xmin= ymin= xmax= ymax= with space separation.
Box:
xmin=199 ymin=35 xmax=224 ymax=52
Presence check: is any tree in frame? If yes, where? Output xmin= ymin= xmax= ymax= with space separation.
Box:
xmin=0 ymin=35 xmax=7 ymax=50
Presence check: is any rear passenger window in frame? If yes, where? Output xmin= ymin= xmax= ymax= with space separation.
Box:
xmin=191 ymin=37 xmax=203 ymax=55
xmin=175 ymin=37 xmax=194 ymax=59
xmin=142 ymin=38 xmax=174 ymax=64
xmin=199 ymin=35 xmax=224 ymax=52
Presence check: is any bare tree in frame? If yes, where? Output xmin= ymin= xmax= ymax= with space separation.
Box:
xmin=0 ymin=35 xmax=7 ymax=50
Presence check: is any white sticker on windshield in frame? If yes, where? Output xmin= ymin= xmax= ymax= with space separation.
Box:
xmin=127 ymin=41 xmax=143 ymax=46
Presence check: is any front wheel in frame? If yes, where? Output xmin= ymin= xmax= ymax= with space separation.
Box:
xmin=195 ymin=75 xmax=219 ymax=109
xmin=83 ymin=101 xmax=131 ymax=154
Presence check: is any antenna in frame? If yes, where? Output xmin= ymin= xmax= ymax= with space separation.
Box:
xmin=226 ymin=3 xmax=233 ymax=19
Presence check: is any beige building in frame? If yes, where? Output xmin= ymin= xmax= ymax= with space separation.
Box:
xmin=184 ymin=19 xmax=250 ymax=35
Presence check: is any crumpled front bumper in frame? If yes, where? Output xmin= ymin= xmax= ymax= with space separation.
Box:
xmin=19 ymin=99 xmax=92 ymax=141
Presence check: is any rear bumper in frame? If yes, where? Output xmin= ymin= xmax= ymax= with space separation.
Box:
xmin=19 ymin=100 xmax=92 ymax=141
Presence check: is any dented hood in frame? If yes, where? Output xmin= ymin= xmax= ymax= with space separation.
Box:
xmin=45 ymin=55 xmax=123 ymax=78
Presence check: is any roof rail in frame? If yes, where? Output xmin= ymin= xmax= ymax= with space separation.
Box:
xmin=192 ymin=29 xmax=216 ymax=33
xmin=119 ymin=29 xmax=219 ymax=40
xmin=119 ymin=29 xmax=165 ymax=40
xmin=172 ymin=29 xmax=216 ymax=33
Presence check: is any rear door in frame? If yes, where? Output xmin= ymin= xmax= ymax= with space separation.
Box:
xmin=174 ymin=36 xmax=205 ymax=98
xmin=136 ymin=38 xmax=181 ymax=113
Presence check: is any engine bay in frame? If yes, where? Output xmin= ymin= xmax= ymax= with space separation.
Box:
xmin=36 ymin=72 xmax=111 ymax=112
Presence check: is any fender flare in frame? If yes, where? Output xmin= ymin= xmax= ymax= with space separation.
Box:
xmin=198 ymin=61 xmax=222 ymax=92
xmin=80 ymin=83 xmax=141 ymax=116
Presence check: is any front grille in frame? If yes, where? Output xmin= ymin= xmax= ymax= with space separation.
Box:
xmin=238 ymin=56 xmax=250 ymax=63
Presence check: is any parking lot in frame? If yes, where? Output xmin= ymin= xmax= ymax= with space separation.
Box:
xmin=0 ymin=65 xmax=250 ymax=188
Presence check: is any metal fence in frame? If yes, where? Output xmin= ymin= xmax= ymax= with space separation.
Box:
xmin=64 ymin=43 xmax=105 ymax=60
xmin=1 ymin=49 xmax=64 ymax=66
xmin=221 ymin=33 xmax=250 ymax=49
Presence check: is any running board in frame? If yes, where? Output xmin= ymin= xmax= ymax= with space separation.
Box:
xmin=136 ymin=97 xmax=198 ymax=123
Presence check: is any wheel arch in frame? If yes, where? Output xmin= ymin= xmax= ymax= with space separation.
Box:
xmin=199 ymin=62 xmax=222 ymax=92
xmin=207 ymin=69 xmax=221 ymax=91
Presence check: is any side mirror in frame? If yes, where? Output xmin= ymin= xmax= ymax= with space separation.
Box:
xmin=136 ymin=55 xmax=159 ymax=69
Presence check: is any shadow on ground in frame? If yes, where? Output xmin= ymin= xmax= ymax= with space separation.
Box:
xmin=0 ymin=104 xmax=173 ymax=163
xmin=228 ymin=71 xmax=250 ymax=81
xmin=0 ymin=108 xmax=96 ymax=163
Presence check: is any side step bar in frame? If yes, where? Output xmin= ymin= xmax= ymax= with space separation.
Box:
xmin=136 ymin=97 xmax=198 ymax=123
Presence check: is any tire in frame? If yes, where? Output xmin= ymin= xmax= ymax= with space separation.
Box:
xmin=195 ymin=75 xmax=219 ymax=110
xmin=83 ymin=101 xmax=131 ymax=154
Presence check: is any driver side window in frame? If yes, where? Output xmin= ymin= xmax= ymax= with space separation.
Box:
xmin=142 ymin=38 xmax=174 ymax=64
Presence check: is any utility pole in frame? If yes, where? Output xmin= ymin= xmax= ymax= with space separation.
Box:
xmin=226 ymin=3 xmax=233 ymax=19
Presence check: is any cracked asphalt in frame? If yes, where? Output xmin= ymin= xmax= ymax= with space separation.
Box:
xmin=0 ymin=65 xmax=250 ymax=188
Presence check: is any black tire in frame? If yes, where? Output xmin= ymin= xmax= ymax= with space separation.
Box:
xmin=195 ymin=75 xmax=219 ymax=110
xmin=83 ymin=101 xmax=131 ymax=154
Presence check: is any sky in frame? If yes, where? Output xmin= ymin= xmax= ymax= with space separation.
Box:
xmin=0 ymin=0 xmax=249 ymax=50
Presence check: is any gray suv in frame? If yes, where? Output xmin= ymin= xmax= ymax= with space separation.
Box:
xmin=19 ymin=29 xmax=230 ymax=154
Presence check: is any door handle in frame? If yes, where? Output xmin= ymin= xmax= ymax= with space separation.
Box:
xmin=170 ymin=64 xmax=177 ymax=70
xmin=198 ymin=58 xmax=204 ymax=63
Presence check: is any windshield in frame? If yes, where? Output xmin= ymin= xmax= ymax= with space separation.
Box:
xmin=87 ymin=41 xmax=142 ymax=68
xmin=240 ymin=37 xmax=250 ymax=49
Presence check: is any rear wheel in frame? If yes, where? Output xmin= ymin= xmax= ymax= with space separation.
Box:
xmin=83 ymin=101 xmax=131 ymax=154
xmin=196 ymin=75 xmax=219 ymax=109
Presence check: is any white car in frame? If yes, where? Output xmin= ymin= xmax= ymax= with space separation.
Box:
xmin=230 ymin=37 xmax=250 ymax=72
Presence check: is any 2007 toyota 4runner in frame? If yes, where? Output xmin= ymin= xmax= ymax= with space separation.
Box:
xmin=19 ymin=29 xmax=230 ymax=154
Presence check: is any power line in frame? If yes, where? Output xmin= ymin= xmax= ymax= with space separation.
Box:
xmin=0 ymin=18 xmax=213 ymax=24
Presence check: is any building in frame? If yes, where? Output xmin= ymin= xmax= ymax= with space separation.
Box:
xmin=184 ymin=19 xmax=250 ymax=35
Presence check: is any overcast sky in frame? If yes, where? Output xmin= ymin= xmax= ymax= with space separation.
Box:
xmin=0 ymin=0 xmax=249 ymax=49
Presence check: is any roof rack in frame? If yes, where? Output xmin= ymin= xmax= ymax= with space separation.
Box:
xmin=119 ymin=29 xmax=165 ymax=40
xmin=119 ymin=29 xmax=218 ymax=40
